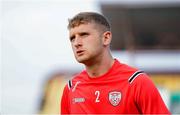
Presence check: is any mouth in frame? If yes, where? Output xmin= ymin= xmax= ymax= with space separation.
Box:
xmin=76 ymin=50 xmax=84 ymax=56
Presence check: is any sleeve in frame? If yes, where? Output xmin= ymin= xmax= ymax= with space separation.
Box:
xmin=61 ymin=84 xmax=70 ymax=114
xmin=132 ymin=73 xmax=171 ymax=114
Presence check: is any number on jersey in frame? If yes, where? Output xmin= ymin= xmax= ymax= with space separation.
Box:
xmin=95 ymin=91 xmax=100 ymax=102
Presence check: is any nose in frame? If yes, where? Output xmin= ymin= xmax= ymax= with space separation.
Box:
xmin=74 ymin=37 xmax=82 ymax=47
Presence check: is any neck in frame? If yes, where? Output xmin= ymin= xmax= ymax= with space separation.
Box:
xmin=85 ymin=53 xmax=114 ymax=78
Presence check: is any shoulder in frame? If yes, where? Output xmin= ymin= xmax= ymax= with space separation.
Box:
xmin=115 ymin=59 xmax=152 ymax=85
xmin=114 ymin=59 xmax=144 ymax=81
xmin=129 ymin=71 xmax=152 ymax=86
xmin=127 ymin=70 xmax=146 ymax=84
xmin=114 ymin=59 xmax=138 ymax=73
xmin=128 ymin=72 xmax=170 ymax=114
xmin=67 ymin=70 xmax=87 ymax=90
xmin=129 ymin=71 xmax=157 ymax=96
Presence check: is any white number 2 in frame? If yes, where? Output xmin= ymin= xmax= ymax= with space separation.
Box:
xmin=95 ymin=91 xmax=100 ymax=102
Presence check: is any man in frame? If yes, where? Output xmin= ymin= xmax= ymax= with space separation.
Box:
xmin=61 ymin=12 xmax=170 ymax=114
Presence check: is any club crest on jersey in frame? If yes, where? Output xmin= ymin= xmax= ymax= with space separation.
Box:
xmin=109 ymin=91 xmax=121 ymax=106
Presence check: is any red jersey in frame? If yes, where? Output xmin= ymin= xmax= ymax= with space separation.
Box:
xmin=61 ymin=59 xmax=170 ymax=114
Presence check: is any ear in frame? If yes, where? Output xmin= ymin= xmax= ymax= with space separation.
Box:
xmin=102 ymin=31 xmax=112 ymax=46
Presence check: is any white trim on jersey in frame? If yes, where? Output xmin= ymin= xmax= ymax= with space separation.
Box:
xmin=128 ymin=70 xmax=144 ymax=84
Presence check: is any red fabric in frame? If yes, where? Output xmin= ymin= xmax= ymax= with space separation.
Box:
xmin=61 ymin=59 xmax=170 ymax=114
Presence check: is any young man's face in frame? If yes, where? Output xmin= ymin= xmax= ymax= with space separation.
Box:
xmin=69 ymin=22 xmax=105 ymax=64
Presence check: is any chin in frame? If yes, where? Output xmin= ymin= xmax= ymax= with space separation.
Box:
xmin=76 ymin=59 xmax=86 ymax=64
xmin=76 ymin=57 xmax=89 ymax=64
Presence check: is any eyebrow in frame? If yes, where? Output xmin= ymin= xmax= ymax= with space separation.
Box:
xmin=69 ymin=31 xmax=90 ymax=40
xmin=79 ymin=32 xmax=89 ymax=36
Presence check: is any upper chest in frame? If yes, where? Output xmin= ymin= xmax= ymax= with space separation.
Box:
xmin=68 ymin=79 xmax=135 ymax=112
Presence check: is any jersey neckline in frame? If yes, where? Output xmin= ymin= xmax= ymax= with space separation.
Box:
xmin=85 ymin=59 xmax=120 ymax=80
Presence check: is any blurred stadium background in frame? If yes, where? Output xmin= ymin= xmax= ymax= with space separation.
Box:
xmin=1 ymin=0 xmax=180 ymax=114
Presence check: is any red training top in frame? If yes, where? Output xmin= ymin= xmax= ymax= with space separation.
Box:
xmin=61 ymin=59 xmax=170 ymax=114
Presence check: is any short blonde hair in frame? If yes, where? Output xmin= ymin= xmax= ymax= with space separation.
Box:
xmin=68 ymin=12 xmax=111 ymax=32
